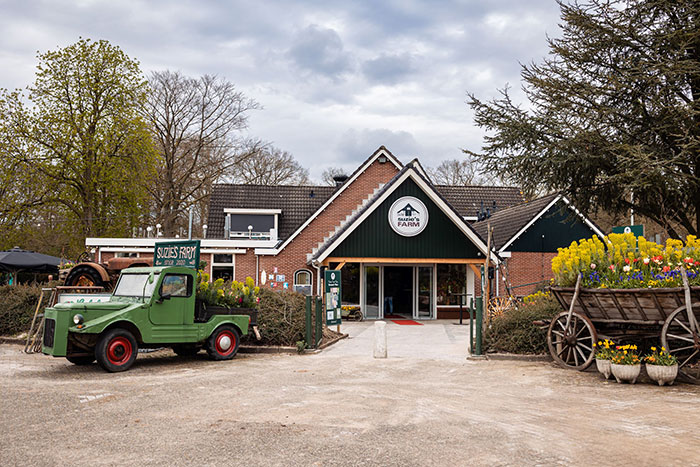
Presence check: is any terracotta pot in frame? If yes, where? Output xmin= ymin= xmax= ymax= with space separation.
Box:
xmin=645 ymin=363 xmax=678 ymax=386
xmin=611 ymin=363 xmax=641 ymax=384
xmin=595 ymin=358 xmax=612 ymax=380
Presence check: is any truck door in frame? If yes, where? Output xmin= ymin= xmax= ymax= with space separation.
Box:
xmin=149 ymin=273 xmax=192 ymax=325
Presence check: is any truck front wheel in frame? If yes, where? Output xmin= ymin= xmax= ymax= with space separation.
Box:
xmin=206 ymin=325 xmax=240 ymax=361
xmin=96 ymin=329 xmax=138 ymax=372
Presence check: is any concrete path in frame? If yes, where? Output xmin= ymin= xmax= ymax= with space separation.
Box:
xmin=2 ymin=332 xmax=700 ymax=466
xmin=326 ymin=320 xmax=472 ymax=361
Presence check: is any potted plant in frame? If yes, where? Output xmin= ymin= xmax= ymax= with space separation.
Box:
xmin=644 ymin=346 xmax=679 ymax=386
xmin=610 ymin=344 xmax=642 ymax=384
xmin=593 ymin=339 xmax=615 ymax=379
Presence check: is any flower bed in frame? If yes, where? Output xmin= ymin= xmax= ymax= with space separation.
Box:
xmin=551 ymin=233 xmax=700 ymax=288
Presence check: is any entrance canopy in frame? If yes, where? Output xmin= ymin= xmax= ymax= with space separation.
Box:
xmin=0 ymin=247 xmax=61 ymax=274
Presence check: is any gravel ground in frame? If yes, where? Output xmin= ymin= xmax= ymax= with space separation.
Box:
xmin=1 ymin=330 xmax=700 ymax=466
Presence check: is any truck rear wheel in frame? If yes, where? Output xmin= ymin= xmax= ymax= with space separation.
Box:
xmin=206 ymin=325 xmax=240 ymax=361
xmin=95 ymin=328 xmax=138 ymax=372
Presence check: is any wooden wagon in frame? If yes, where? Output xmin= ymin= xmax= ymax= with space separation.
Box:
xmin=548 ymin=271 xmax=700 ymax=384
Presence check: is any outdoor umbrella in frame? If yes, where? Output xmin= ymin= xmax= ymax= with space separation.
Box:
xmin=0 ymin=247 xmax=61 ymax=283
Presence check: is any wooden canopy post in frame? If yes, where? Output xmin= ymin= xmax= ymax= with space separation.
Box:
xmin=484 ymin=223 xmax=491 ymax=322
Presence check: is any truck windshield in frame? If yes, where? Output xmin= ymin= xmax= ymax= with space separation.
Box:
xmin=113 ymin=273 xmax=160 ymax=298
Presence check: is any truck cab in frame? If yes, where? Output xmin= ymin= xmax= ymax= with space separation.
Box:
xmin=42 ymin=266 xmax=251 ymax=372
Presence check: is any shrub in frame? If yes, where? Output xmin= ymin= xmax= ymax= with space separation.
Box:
xmin=484 ymin=292 xmax=562 ymax=354
xmin=241 ymin=288 xmax=306 ymax=347
xmin=0 ymin=284 xmax=46 ymax=336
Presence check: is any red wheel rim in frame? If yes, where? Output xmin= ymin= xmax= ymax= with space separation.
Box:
xmin=215 ymin=330 xmax=236 ymax=356
xmin=107 ymin=337 xmax=133 ymax=365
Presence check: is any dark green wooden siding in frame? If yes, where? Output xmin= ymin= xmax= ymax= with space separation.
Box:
xmin=508 ymin=202 xmax=598 ymax=252
xmin=332 ymin=178 xmax=483 ymax=259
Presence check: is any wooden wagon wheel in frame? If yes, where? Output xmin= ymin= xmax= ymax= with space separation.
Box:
xmin=547 ymin=311 xmax=598 ymax=370
xmin=661 ymin=303 xmax=700 ymax=384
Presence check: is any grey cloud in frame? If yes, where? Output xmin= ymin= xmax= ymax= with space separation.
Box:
xmin=287 ymin=25 xmax=354 ymax=78
xmin=336 ymin=128 xmax=422 ymax=164
xmin=362 ymin=53 xmax=416 ymax=84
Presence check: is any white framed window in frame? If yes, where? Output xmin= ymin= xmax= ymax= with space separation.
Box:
xmin=212 ymin=254 xmax=235 ymax=282
xmin=294 ymin=269 xmax=312 ymax=295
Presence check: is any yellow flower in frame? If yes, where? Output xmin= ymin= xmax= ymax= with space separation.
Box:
xmin=651 ymin=346 xmax=656 ymax=351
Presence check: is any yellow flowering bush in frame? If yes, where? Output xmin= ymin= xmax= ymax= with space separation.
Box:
xmin=551 ymin=233 xmax=700 ymax=288
xmin=522 ymin=290 xmax=551 ymax=304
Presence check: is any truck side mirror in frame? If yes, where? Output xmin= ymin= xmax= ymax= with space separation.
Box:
xmin=157 ymin=293 xmax=172 ymax=304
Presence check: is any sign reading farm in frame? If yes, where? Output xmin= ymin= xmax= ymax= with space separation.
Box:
xmin=388 ymin=196 xmax=429 ymax=237
xmin=154 ymin=240 xmax=201 ymax=268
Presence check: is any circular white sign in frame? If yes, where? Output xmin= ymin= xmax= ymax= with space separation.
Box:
xmin=388 ymin=196 xmax=429 ymax=237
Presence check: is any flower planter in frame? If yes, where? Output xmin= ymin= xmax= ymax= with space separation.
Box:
xmin=611 ymin=363 xmax=641 ymax=384
xmin=595 ymin=359 xmax=612 ymax=380
xmin=646 ymin=363 xmax=678 ymax=386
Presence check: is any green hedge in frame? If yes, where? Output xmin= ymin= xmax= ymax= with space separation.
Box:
xmin=484 ymin=294 xmax=563 ymax=354
xmin=241 ymin=288 xmax=306 ymax=347
xmin=0 ymin=284 xmax=46 ymax=336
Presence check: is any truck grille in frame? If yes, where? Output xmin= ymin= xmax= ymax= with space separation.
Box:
xmin=43 ymin=318 xmax=56 ymax=348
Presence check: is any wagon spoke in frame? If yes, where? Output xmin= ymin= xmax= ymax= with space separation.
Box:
xmin=552 ymin=339 xmax=564 ymax=346
xmin=679 ymin=350 xmax=699 ymax=368
xmin=673 ymin=317 xmax=693 ymax=335
xmin=668 ymin=344 xmax=696 ymax=353
xmin=575 ymin=324 xmax=587 ymax=337
xmin=577 ymin=341 xmax=593 ymax=352
xmin=573 ymin=346 xmax=580 ymax=366
xmin=551 ymin=330 xmax=564 ymax=338
xmin=666 ymin=333 xmax=694 ymax=344
xmin=557 ymin=346 xmax=568 ymax=357
xmin=575 ymin=345 xmax=587 ymax=362
xmin=557 ymin=320 xmax=567 ymax=331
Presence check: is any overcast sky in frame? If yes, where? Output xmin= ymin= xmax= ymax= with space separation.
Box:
xmin=0 ymin=0 xmax=562 ymax=182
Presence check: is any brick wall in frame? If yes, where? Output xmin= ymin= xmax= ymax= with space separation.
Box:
xmin=236 ymin=159 xmax=400 ymax=290
xmin=498 ymin=251 xmax=556 ymax=297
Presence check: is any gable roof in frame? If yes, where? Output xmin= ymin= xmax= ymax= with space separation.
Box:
xmin=436 ymin=185 xmax=525 ymax=218
xmin=471 ymin=193 xmax=605 ymax=252
xmin=311 ymin=160 xmax=500 ymax=264
xmin=207 ymin=184 xmax=336 ymax=240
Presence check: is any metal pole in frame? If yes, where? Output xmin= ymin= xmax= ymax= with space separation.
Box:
xmin=475 ymin=296 xmax=483 ymax=356
xmin=469 ymin=300 xmax=474 ymax=354
xmin=188 ymin=207 xmax=193 ymax=240
xmin=305 ymin=296 xmax=312 ymax=348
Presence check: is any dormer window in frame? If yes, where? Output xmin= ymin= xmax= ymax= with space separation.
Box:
xmin=223 ymin=208 xmax=281 ymax=240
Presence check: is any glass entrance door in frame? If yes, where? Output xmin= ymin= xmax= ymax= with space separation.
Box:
xmin=414 ymin=266 xmax=434 ymax=319
xmin=363 ymin=265 xmax=381 ymax=319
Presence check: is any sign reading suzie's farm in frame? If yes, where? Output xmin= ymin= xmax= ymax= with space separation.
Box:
xmin=154 ymin=240 xmax=201 ymax=268
xmin=388 ymin=196 xmax=429 ymax=237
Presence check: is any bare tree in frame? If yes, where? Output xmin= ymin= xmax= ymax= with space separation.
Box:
xmin=229 ymin=146 xmax=310 ymax=185
xmin=144 ymin=71 xmax=260 ymax=236
xmin=321 ymin=167 xmax=347 ymax=186
xmin=428 ymin=158 xmax=499 ymax=186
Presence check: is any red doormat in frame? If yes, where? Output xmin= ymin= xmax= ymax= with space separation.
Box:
xmin=390 ymin=319 xmax=423 ymax=325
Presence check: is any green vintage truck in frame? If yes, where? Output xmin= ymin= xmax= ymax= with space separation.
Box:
xmin=42 ymin=266 xmax=251 ymax=372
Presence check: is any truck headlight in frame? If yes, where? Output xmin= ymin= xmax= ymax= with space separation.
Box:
xmin=73 ymin=314 xmax=84 ymax=325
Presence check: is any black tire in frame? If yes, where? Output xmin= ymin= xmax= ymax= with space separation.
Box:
xmin=95 ymin=328 xmax=138 ymax=372
xmin=206 ymin=325 xmax=240 ymax=361
xmin=66 ymin=355 xmax=95 ymax=365
xmin=65 ymin=265 xmax=106 ymax=288
xmin=172 ymin=344 xmax=200 ymax=357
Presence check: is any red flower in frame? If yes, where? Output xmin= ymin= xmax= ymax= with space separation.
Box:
xmin=662 ymin=266 xmax=671 ymax=273
xmin=609 ymin=265 xmax=615 ymax=271
xmin=625 ymin=258 xmax=630 ymax=265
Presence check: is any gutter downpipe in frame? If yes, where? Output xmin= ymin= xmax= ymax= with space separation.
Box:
xmin=255 ymin=253 xmax=259 ymax=287
xmin=312 ymin=259 xmax=322 ymax=296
